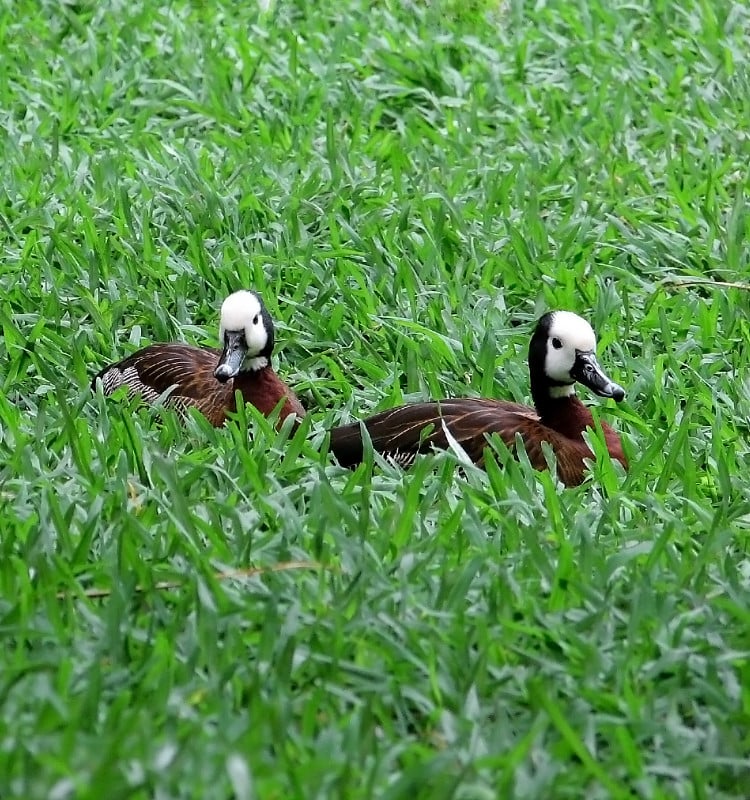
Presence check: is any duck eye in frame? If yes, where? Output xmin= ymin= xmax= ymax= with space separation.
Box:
xmin=252 ymin=315 xmax=259 ymax=325
xmin=551 ymin=337 xmax=563 ymax=349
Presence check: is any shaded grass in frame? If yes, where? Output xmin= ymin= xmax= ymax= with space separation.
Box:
xmin=1 ymin=0 xmax=750 ymax=798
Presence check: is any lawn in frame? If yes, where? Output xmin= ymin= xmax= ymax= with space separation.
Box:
xmin=1 ymin=0 xmax=749 ymax=797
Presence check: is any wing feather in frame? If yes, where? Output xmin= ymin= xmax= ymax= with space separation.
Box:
xmin=92 ymin=343 xmax=231 ymax=424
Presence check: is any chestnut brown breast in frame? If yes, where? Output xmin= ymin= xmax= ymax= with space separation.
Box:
xmin=230 ymin=367 xmax=306 ymax=422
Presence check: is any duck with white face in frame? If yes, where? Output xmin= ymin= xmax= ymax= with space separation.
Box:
xmin=214 ymin=290 xmax=275 ymax=383
xmin=92 ymin=289 xmax=305 ymax=428
xmin=329 ymin=308 xmax=628 ymax=486
xmin=532 ymin=310 xmax=625 ymax=404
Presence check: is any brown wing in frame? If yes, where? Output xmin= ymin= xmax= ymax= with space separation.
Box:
xmin=92 ymin=343 xmax=232 ymax=426
xmin=330 ymin=399 xmax=529 ymax=466
xmin=329 ymin=397 xmax=595 ymax=486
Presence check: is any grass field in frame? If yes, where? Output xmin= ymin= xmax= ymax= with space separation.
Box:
xmin=2 ymin=0 xmax=750 ymax=797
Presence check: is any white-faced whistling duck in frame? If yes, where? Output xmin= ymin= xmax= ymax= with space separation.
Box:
xmin=92 ymin=290 xmax=305 ymax=427
xmin=329 ymin=310 xmax=627 ymax=486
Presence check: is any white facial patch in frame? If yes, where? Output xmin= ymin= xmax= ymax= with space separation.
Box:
xmin=219 ymin=291 xmax=269 ymax=358
xmin=544 ymin=311 xmax=597 ymax=388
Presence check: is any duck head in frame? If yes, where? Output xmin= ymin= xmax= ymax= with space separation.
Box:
xmin=214 ymin=291 xmax=275 ymax=383
xmin=529 ymin=311 xmax=625 ymax=403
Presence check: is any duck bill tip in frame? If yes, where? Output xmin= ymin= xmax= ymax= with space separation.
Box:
xmin=598 ymin=380 xmax=625 ymax=402
xmin=214 ymin=332 xmax=246 ymax=383
xmin=573 ymin=352 xmax=625 ymax=402
xmin=214 ymin=362 xmax=238 ymax=383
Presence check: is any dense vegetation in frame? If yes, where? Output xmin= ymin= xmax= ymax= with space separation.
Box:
xmin=1 ymin=0 xmax=749 ymax=797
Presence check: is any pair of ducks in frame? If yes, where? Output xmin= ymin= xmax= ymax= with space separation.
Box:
xmin=93 ymin=291 xmax=628 ymax=486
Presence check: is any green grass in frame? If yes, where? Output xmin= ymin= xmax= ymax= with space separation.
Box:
xmin=2 ymin=0 xmax=750 ymax=797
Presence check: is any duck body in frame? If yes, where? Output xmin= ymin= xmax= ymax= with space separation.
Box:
xmin=330 ymin=395 xmax=625 ymax=486
xmin=92 ymin=291 xmax=305 ymax=427
xmin=329 ymin=311 xmax=627 ymax=487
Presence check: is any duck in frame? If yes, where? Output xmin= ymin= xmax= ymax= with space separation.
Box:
xmin=92 ymin=290 xmax=305 ymax=427
xmin=329 ymin=310 xmax=627 ymax=486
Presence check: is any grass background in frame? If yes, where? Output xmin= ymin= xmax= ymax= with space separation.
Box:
xmin=2 ymin=0 xmax=749 ymax=797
